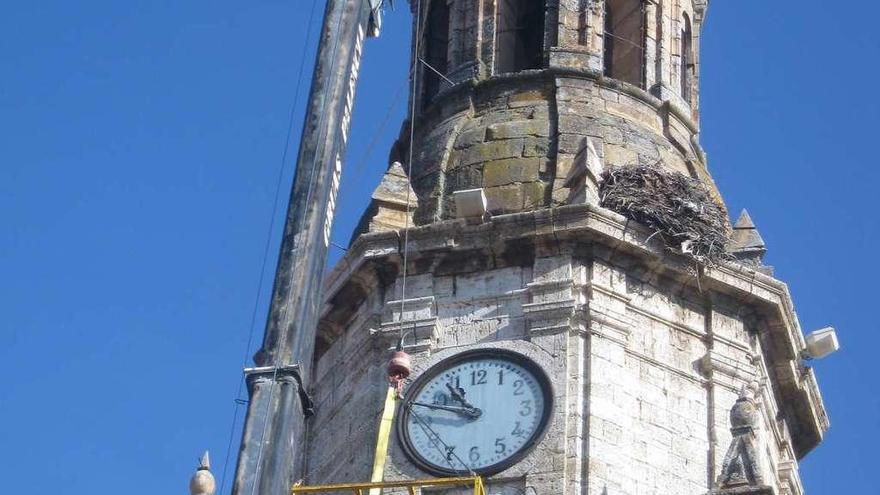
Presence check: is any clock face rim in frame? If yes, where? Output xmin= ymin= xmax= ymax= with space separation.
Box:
xmin=396 ymin=348 xmax=554 ymax=477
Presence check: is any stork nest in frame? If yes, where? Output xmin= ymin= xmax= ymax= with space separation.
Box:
xmin=599 ymin=164 xmax=731 ymax=263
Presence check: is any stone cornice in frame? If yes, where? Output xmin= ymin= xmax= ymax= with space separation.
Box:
xmin=321 ymin=203 xmax=828 ymax=458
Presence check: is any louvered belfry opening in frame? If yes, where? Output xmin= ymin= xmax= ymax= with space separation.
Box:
xmin=423 ymin=0 xmax=450 ymax=107
xmin=495 ymin=0 xmax=545 ymax=74
xmin=603 ymin=0 xmax=645 ymax=87
xmin=681 ymin=12 xmax=694 ymax=104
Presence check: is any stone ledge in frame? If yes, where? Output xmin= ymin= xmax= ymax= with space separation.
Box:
xmin=708 ymin=487 xmax=773 ymax=495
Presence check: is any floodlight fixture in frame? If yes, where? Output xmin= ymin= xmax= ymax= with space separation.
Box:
xmin=454 ymin=188 xmax=488 ymax=221
xmin=803 ymin=326 xmax=840 ymax=360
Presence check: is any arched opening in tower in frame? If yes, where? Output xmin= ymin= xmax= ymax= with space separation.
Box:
xmin=423 ymin=0 xmax=450 ymax=107
xmin=681 ymin=12 xmax=694 ymax=104
xmin=603 ymin=0 xmax=645 ymax=87
xmin=495 ymin=0 xmax=545 ymax=74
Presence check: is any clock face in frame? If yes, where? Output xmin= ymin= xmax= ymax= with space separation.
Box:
xmin=398 ymin=349 xmax=552 ymax=476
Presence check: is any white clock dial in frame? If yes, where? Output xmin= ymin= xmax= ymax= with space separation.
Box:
xmin=399 ymin=350 xmax=552 ymax=475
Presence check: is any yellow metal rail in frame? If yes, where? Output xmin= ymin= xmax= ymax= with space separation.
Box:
xmin=292 ymin=476 xmax=486 ymax=495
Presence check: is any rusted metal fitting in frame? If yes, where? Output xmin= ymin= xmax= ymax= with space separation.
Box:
xmin=388 ymin=350 xmax=412 ymax=381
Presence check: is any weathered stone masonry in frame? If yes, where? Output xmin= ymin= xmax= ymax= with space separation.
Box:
xmin=368 ymin=0 xmax=717 ymax=230
xmin=310 ymin=1 xmax=829 ymax=494
xmin=397 ymin=70 xmax=715 ymax=226
xmin=312 ymin=206 xmax=827 ymax=495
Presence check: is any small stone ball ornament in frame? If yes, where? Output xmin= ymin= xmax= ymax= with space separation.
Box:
xmin=189 ymin=451 xmax=216 ymax=495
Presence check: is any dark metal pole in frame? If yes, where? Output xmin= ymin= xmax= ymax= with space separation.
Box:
xmin=232 ymin=1 xmax=384 ymax=494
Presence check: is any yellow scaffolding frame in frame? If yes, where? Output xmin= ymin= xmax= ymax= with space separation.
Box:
xmin=291 ymin=476 xmax=486 ymax=495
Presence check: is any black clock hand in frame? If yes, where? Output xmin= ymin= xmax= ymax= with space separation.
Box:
xmin=445 ymin=383 xmax=478 ymax=410
xmin=409 ymin=401 xmax=482 ymax=418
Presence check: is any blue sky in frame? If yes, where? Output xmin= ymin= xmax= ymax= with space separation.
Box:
xmin=0 ymin=1 xmax=876 ymax=494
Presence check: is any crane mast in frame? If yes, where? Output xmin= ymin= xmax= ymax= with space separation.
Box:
xmin=232 ymin=1 xmax=385 ymax=494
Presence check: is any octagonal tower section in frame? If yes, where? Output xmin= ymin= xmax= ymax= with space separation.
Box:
xmin=307 ymin=2 xmax=830 ymax=495
xmin=385 ymin=0 xmax=715 ymax=227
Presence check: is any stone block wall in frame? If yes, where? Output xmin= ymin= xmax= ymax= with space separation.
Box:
xmin=307 ymin=300 xmax=387 ymax=484
xmin=308 ymin=235 xmax=807 ymax=494
xmin=400 ymin=70 xmax=715 ymax=227
xmin=585 ymin=257 xmax=710 ymax=494
xmin=405 ymin=78 xmax=557 ymax=224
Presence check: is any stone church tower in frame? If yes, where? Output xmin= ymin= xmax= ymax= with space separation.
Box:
xmin=304 ymin=1 xmax=829 ymax=495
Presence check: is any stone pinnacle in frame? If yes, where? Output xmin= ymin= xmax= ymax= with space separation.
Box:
xmin=731 ymin=209 xmax=766 ymax=251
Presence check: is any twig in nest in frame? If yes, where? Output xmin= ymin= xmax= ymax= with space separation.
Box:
xmin=599 ymin=164 xmax=732 ymax=264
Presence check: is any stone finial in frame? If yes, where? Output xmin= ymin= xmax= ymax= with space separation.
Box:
xmin=351 ymin=162 xmax=418 ymax=242
xmin=732 ymin=210 xmax=765 ymax=250
xmin=711 ymin=384 xmax=772 ymax=495
xmin=730 ymin=210 xmax=769 ymax=271
xmin=371 ymin=162 xmax=416 ymax=208
xmin=563 ymin=137 xmax=603 ymax=205
xmin=189 ymin=451 xmax=216 ymax=495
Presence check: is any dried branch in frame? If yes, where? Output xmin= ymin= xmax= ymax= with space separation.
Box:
xmin=599 ymin=164 xmax=732 ymax=264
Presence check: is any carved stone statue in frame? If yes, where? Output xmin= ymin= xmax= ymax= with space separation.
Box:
xmin=710 ymin=383 xmax=773 ymax=495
